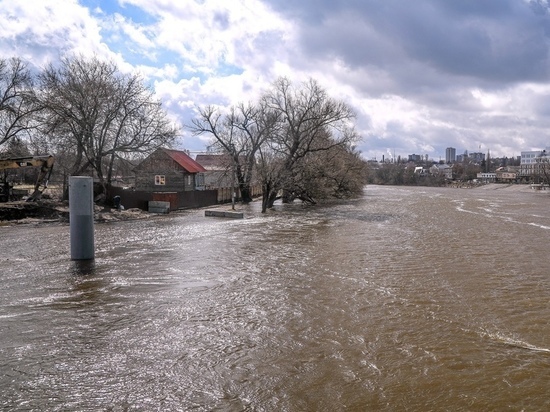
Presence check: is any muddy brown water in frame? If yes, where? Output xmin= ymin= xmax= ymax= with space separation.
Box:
xmin=1 ymin=185 xmax=549 ymax=411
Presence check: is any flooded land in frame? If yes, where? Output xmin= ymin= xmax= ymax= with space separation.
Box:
xmin=1 ymin=184 xmax=549 ymax=411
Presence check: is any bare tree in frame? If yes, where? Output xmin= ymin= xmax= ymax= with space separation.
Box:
xmin=189 ymin=77 xmax=362 ymax=212
xmin=0 ymin=57 xmax=40 ymax=148
xmin=188 ymin=102 xmax=281 ymax=203
xmin=259 ymin=77 xmax=358 ymax=210
xmin=37 ymin=56 xmax=177 ymax=193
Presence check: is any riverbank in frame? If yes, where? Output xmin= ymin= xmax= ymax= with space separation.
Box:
xmin=1 ymin=183 xmax=545 ymax=226
xmin=0 ymin=200 xmax=154 ymax=226
xmin=470 ymin=182 xmax=545 ymax=193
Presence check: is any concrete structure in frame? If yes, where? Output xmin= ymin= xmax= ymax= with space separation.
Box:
xmin=456 ymin=151 xmax=485 ymax=164
xmin=148 ymin=200 xmax=170 ymax=214
xmin=69 ymin=176 xmax=94 ymax=260
xmin=205 ymin=209 xmax=244 ymax=219
xmin=445 ymin=147 xmax=456 ymax=163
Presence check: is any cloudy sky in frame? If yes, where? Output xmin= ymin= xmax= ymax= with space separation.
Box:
xmin=2 ymin=0 xmax=550 ymax=161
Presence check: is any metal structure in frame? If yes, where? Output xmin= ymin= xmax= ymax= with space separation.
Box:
xmin=0 ymin=155 xmax=55 ymax=202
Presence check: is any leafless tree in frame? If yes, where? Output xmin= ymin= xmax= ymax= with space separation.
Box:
xmin=189 ymin=77 xmax=363 ymax=212
xmin=259 ymin=77 xmax=358 ymax=211
xmin=37 ymin=55 xmax=177 ymax=194
xmin=188 ymin=102 xmax=281 ymax=202
xmin=0 ymin=57 xmax=40 ymax=148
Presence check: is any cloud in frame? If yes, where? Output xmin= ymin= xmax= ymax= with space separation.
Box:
xmin=2 ymin=0 xmax=550 ymax=158
xmin=0 ymin=0 xmax=110 ymax=66
xmin=258 ymin=0 xmax=550 ymax=158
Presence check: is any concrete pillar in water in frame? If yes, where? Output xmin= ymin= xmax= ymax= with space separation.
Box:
xmin=69 ymin=176 xmax=94 ymax=260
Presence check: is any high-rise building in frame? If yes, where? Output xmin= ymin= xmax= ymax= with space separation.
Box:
xmin=445 ymin=147 xmax=456 ymax=163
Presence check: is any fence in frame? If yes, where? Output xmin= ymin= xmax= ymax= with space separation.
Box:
xmin=107 ymin=187 xmax=219 ymax=211
xmin=107 ymin=184 xmax=263 ymax=211
xmin=216 ymin=185 xmax=262 ymax=203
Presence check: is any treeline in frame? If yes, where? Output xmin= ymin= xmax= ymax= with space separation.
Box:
xmin=367 ymin=161 xmax=485 ymax=186
xmin=1 ymin=56 xmax=368 ymax=210
xmin=367 ymin=163 xmax=446 ymax=186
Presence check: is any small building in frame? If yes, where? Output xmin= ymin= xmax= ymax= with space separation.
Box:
xmin=495 ymin=167 xmax=518 ymax=183
xmin=430 ymin=163 xmax=453 ymax=179
xmin=134 ymin=148 xmax=206 ymax=192
xmin=477 ymin=172 xmax=496 ymax=183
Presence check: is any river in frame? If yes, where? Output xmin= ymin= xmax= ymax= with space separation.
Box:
xmin=1 ymin=184 xmax=549 ymax=411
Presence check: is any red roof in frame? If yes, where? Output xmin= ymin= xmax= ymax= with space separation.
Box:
xmin=162 ymin=149 xmax=206 ymax=173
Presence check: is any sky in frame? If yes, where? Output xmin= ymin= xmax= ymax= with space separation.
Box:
xmin=2 ymin=0 xmax=550 ymax=161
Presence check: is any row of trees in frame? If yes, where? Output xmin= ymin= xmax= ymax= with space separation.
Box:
xmin=188 ymin=77 xmax=368 ymax=212
xmin=0 ymin=56 xmax=178 ymax=196
xmin=1 ymin=55 xmax=367 ymax=209
xmin=368 ymin=163 xmax=446 ymax=186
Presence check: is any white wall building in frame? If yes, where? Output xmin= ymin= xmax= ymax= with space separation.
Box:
xmin=519 ymin=149 xmax=549 ymax=178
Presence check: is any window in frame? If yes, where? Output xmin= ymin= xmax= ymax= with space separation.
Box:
xmin=155 ymin=175 xmax=165 ymax=185
xmin=196 ymin=173 xmax=205 ymax=187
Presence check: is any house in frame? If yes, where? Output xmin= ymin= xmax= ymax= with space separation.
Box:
xmin=430 ymin=164 xmax=453 ymax=179
xmin=477 ymin=172 xmax=496 ymax=183
xmin=194 ymin=153 xmax=234 ymax=189
xmin=134 ymin=148 xmax=206 ymax=192
xmin=495 ymin=167 xmax=518 ymax=183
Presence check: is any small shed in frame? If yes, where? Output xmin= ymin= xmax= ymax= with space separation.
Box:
xmin=134 ymin=148 xmax=206 ymax=192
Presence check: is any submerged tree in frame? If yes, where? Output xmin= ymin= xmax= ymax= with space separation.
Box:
xmin=189 ymin=76 xmax=365 ymax=213
xmin=259 ymin=77 xmax=359 ymax=211
xmin=37 ymin=55 xmax=177 ymax=193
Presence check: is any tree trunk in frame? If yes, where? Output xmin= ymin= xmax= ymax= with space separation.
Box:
xmin=240 ymin=184 xmax=252 ymax=203
xmin=261 ymin=183 xmax=270 ymax=213
xmin=267 ymin=190 xmax=278 ymax=209
xmin=261 ymin=181 xmax=277 ymax=212
xmin=282 ymin=188 xmax=296 ymax=203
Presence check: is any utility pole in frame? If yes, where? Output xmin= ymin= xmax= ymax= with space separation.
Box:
xmin=229 ymin=143 xmax=236 ymax=210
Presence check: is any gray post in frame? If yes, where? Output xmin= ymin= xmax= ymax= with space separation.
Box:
xmin=69 ymin=176 xmax=95 ymax=260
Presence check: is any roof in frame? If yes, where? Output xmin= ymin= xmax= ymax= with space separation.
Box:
xmin=195 ymin=154 xmax=233 ymax=170
xmin=162 ymin=149 xmax=206 ymax=173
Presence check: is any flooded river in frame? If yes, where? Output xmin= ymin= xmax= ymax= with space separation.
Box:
xmin=1 ymin=184 xmax=550 ymax=411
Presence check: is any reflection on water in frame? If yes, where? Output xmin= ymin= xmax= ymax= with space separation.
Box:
xmin=1 ymin=185 xmax=550 ymax=411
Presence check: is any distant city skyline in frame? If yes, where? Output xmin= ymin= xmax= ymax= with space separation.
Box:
xmin=371 ymin=146 xmax=522 ymax=163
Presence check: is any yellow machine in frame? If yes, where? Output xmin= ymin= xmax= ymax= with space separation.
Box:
xmin=0 ymin=155 xmax=54 ymax=202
